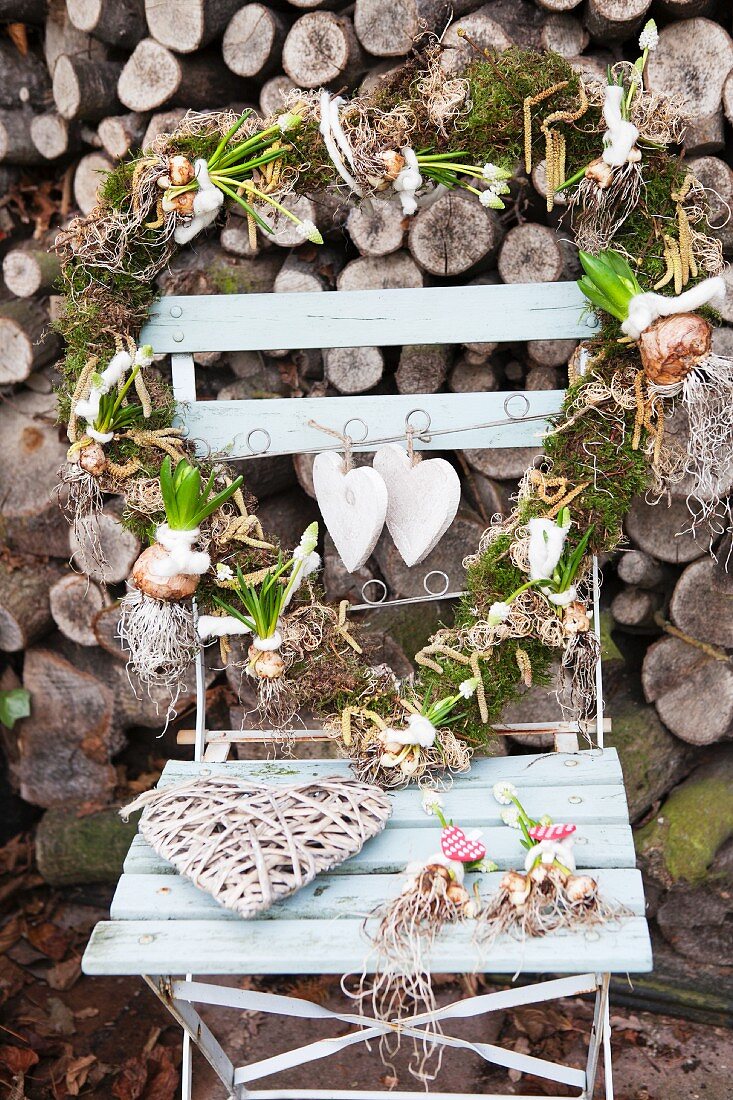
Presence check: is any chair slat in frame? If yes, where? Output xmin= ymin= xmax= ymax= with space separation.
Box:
xmin=82 ymin=915 xmax=653 ymax=975
xmin=142 ymin=283 xmax=598 ymax=354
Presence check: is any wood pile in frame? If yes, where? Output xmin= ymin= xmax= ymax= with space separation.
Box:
xmin=0 ymin=0 xmax=732 ymax=971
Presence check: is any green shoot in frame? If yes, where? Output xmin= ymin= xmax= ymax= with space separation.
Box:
xmin=577 ymin=249 xmax=643 ymax=323
xmin=159 ymin=456 xmax=244 ymax=531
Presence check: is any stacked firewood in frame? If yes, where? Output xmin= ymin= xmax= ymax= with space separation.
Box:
xmin=0 ymin=0 xmax=732 ymax=977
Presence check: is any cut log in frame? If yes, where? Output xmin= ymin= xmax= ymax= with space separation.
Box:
xmin=97 ymin=112 xmax=147 ymax=160
xmin=670 ymin=557 xmax=733 ymax=650
xmin=0 ymin=390 xmax=70 ymax=558
xmin=616 ymin=549 xmax=668 ymax=589
xmin=537 ymin=0 xmax=583 ymax=9
xmin=260 ymin=74 xmax=297 ymax=116
xmin=657 ymin=878 xmax=733 ymax=965
xmin=18 ymin=646 xmax=118 ymax=808
xmin=395 ymin=344 xmax=453 ymax=394
xmin=256 ymin=488 xmax=320 ymax=551
xmin=73 ymin=151 xmax=113 ymax=215
xmin=585 ymin=0 xmax=651 ymax=43
xmin=373 ymin=505 xmax=482 ymax=599
xmin=30 ymin=111 xmax=79 ymax=159
xmin=449 ymin=358 xmax=501 ymax=393
xmin=3 ymin=245 xmax=61 ymax=298
xmin=324 ymin=346 xmax=384 ymax=393
xmin=222 ymin=5 xmax=287 ymax=79
xmin=49 ymin=574 xmax=110 ymax=647
xmin=463 ymin=445 xmax=541 ymax=480
xmin=354 ymin=0 xmax=453 ymax=58
xmin=69 ymin=504 xmax=142 ymax=585
xmin=498 ymin=224 xmax=564 ymax=284
xmin=282 ymin=13 xmax=366 ymax=89
xmin=610 ymin=585 xmax=663 ymax=633
xmin=687 ymin=156 xmax=733 ymax=254
xmin=525 ymin=364 xmax=560 ymax=390
xmin=36 ymin=805 xmax=139 ymax=887
xmin=440 ymin=9 xmax=512 ymax=76
xmin=647 ymin=18 xmax=733 ymax=125
xmin=257 ymin=194 xmax=322 ymax=247
xmin=655 ymin=0 xmax=720 ymax=18
xmin=0 ymin=109 xmax=45 ymax=165
xmin=274 ymin=251 xmax=340 ymax=293
xmin=67 ymin=0 xmax=147 ymax=48
xmin=144 ymin=0 xmax=242 ymax=53
xmin=220 ymin=218 xmax=261 ymax=258
xmin=118 ymin=39 xmax=243 ymax=113
xmin=625 ymin=496 xmax=707 ymax=565
xmin=160 ymin=243 xmax=283 ymax=297
xmin=0 ymin=558 xmax=65 ymax=653
xmin=540 ymin=13 xmax=588 ymax=56
xmin=0 ymin=300 xmax=60 ymax=382
xmin=346 ymin=197 xmax=405 ymax=257
xmin=462 ymin=340 xmax=497 ymax=365
xmin=141 ymin=108 xmax=186 ymax=149
xmin=408 ymin=191 xmax=502 ymax=276
xmin=642 ymin=635 xmax=733 ymax=745
xmin=683 ymin=108 xmax=725 ymax=156
xmin=0 ymin=41 xmax=51 ymax=110
xmin=234 ymin=454 xmax=296 ymax=499
xmin=45 ymin=0 xmax=108 ymax=76
xmin=0 ymin=1 xmax=47 ymax=20
xmin=526 ymin=337 xmax=577 ymax=367
xmin=725 ymin=70 xmax=733 ymax=129
xmin=337 ymin=250 xmax=423 ymax=290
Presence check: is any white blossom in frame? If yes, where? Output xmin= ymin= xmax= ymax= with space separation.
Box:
xmin=528 ymin=516 xmax=570 ymax=581
xmin=487 ymin=601 xmax=511 ymax=626
xmin=638 ymin=20 xmax=658 ymax=51
xmin=421 ymin=790 xmax=444 ymax=816
xmin=215 ymin=563 xmax=234 ymax=581
xmin=297 ymin=219 xmax=324 ymax=244
xmin=134 ymin=343 xmax=154 ymax=367
xmin=479 ymin=188 xmax=506 ymax=210
xmin=493 ymin=780 xmax=518 ymax=806
xmin=501 ymin=806 xmax=521 ymax=829
xmin=458 ymin=677 xmax=479 ymax=699
xmin=482 ymin=162 xmax=507 ymax=182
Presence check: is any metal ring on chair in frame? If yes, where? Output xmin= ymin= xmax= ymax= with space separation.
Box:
xmin=247 ymin=428 xmax=271 ymax=455
xmin=504 ymin=393 xmax=531 ymax=420
xmin=424 ymin=570 xmax=450 ymax=597
xmin=344 ymin=417 xmax=369 ymax=443
xmin=406 ymin=408 xmax=432 ymax=435
xmin=361 ymin=579 xmax=388 ymax=605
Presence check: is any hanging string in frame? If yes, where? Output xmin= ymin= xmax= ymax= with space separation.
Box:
xmin=307 ymin=418 xmax=355 ymax=471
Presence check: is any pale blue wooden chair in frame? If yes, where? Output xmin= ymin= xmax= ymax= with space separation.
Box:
xmin=82 ymin=281 xmax=651 ymax=1100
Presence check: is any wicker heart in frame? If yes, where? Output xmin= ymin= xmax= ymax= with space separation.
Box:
xmin=125 ymin=775 xmax=392 ymax=917
xmin=373 ymin=444 xmax=461 ymax=567
xmin=441 ymin=824 xmax=486 ymax=863
xmin=313 ymin=451 xmax=388 ymax=573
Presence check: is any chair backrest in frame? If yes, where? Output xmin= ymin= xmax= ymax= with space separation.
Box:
xmin=140 ymin=281 xmax=604 ymax=758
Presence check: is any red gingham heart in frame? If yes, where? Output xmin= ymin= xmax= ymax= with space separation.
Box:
xmin=528 ymin=823 xmax=576 ymax=842
xmin=440 ymin=824 xmax=486 ymax=863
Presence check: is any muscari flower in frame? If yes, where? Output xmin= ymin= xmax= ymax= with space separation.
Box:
xmin=216 ymin=562 xmax=234 ymax=581
xmin=459 ymin=676 xmax=479 ymax=699
xmin=493 ymin=780 xmax=518 ymax=806
xmin=638 ymin=19 xmax=658 ymax=52
xmin=501 ymin=805 xmax=521 ymax=829
xmin=421 ymin=790 xmax=444 ymax=816
xmin=487 ymin=601 xmax=511 ymax=626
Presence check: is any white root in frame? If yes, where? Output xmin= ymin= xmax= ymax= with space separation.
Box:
xmin=117 ymin=588 xmax=199 ymax=713
xmin=55 ymin=461 xmax=107 ymax=576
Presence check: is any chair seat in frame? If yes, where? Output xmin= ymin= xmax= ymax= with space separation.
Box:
xmin=82 ymin=749 xmax=652 ymax=977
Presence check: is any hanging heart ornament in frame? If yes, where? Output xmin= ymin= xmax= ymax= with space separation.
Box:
xmin=373 ymin=443 xmax=461 ymax=567
xmin=312 ymin=451 xmax=388 ymax=573
xmin=441 ymin=824 xmax=487 ymax=863
xmin=123 ymin=775 xmax=392 ymax=917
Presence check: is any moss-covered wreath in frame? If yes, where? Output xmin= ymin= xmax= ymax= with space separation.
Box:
xmin=54 ymin=25 xmax=730 ymax=789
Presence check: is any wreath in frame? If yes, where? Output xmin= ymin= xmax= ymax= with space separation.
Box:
xmin=54 ymin=25 xmax=729 ymax=789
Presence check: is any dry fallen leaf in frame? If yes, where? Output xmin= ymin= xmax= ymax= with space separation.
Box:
xmin=143 ymin=1045 xmax=178 ymax=1100
xmin=0 ymin=1045 xmax=39 ymax=1075
xmin=24 ymin=922 xmax=71 ymax=962
xmin=65 ymin=1053 xmax=97 ymax=1096
xmin=45 ymin=957 xmax=82 ymax=992
xmin=7 ymin=23 xmax=28 ymax=55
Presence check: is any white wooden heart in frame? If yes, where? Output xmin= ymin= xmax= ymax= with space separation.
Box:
xmin=312 ymin=450 xmax=388 ymax=573
xmin=373 ymin=443 xmax=461 ymax=567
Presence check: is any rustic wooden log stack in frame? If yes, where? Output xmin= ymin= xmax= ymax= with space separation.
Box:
xmin=0 ymin=0 xmax=732 ymax=984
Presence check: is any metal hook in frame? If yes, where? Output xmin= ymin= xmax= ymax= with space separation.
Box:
xmin=360 ymin=578 xmax=388 ymax=605
xmin=423 ymin=570 xmax=450 ymax=597
xmin=246 ymin=428 xmax=271 ymax=455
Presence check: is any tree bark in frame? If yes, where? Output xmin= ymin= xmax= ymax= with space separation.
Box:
xmin=498 ymin=224 xmax=564 ymax=284
xmin=97 ymin=111 xmax=147 ymax=160
xmin=283 ymin=13 xmax=366 ymax=89
xmin=73 ymin=151 xmax=113 ymax=215
xmin=44 ymin=0 xmax=108 ymax=76
xmin=118 ymin=39 xmax=243 ymax=112
xmin=683 ymin=108 xmax=725 ymax=156
xmin=642 ymin=635 xmax=733 ymax=745
xmin=222 ymin=4 xmax=287 ymax=79
xmin=0 ymin=1 xmax=47 ymax=21
xmin=36 ymin=805 xmax=139 ymax=886
xmin=53 ymin=54 xmax=122 ymax=121
xmin=463 ymin=445 xmax=541 ymax=480
xmin=30 ymin=111 xmax=79 ymax=159
xmin=408 ymin=191 xmax=502 ymax=276
xmin=585 ymin=0 xmax=651 ymax=43
xmin=144 ymin=0 xmax=242 ymax=53
xmin=0 ymin=300 xmax=60 ymax=381
xmin=0 ymin=109 xmax=45 ymax=165
xmin=540 ymin=12 xmax=588 ymax=56
xmin=67 ymin=0 xmax=146 ymax=48
xmin=49 ymin=574 xmax=110 ymax=647
xmin=0 ymin=41 xmax=51 ymax=110
xmin=373 ymin=506 xmax=482 ymax=599
xmin=0 ymin=558 xmax=65 ymax=653
xmin=2 ymin=244 xmax=61 ymax=298
xmin=396 ymin=344 xmax=453 ymax=394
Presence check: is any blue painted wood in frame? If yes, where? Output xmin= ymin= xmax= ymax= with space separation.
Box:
xmin=141 ymin=283 xmax=599 ymax=354
xmin=176 ymin=390 xmax=563 ymax=458
xmin=81 ymin=916 xmax=653 ymax=975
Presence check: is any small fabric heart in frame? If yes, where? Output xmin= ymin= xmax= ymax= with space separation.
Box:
xmin=528 ymin=823 xmax=576 ymax=842
xmin=441 ymin=824 xmax=486 ymax=863
xmin=312 ymin=451 xmax=388 ymax=573
xmin=373 ymin=443 xmax=461 ymax=567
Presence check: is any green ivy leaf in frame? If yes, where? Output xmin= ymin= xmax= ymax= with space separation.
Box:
xmin=0 ymin=688 xmax=30 ymax=729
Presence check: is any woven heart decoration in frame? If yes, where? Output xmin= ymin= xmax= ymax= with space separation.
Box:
xmin=528 ymin=823 xmax=576 ymax=842
xmin=123 ymin=775 xmax=392 ymax=917
xmin=373 ymin=444 xmax=461 ymax=567
xmin=441 ymin=824 xmax=487 ymax=863
xmin=313 ymin=450 xmax=388 ymax=572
